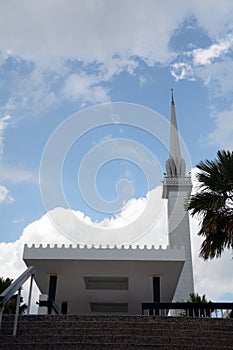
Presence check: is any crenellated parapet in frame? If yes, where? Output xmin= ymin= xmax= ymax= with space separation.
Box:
xmin=162 ymin=175 xmax=192 ymax=198
xmin=24 ymin=243 xmax=185 ymax=262
xmin=163 ymin=177 xmax=192 ymax=185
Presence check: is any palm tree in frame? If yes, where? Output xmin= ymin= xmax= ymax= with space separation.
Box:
xmin=187 ymin=150 xmax=233 ymax=260
xmin=0 ymin=277 xmax=27 ymax=314
xmin=186 ymin=293 xmax=213 ymax=317
xmin=188 ymin=293 xmax=208 ymax=303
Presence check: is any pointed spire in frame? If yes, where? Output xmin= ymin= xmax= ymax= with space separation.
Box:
xmin=165 ymin=90 xmax=186 ymax=177
xmin=171 ymin=88 xmax=174 ymax=105
xmin=170 ymin=89 xmax=181 ymax=159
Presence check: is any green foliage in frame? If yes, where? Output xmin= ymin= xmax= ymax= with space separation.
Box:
xmin=187 ymin=150 xmax=233 ymax=260
xmin=0 ymin=276 xmax=27 ymax=314
xmin=188 ymin=292 xmax=208 ymax=303
xmin=186 ymin=293 xmax=213 ymax=317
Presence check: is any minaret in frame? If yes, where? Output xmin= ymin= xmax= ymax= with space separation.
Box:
xmin=162 ymin=90 xmax=194 ymax=302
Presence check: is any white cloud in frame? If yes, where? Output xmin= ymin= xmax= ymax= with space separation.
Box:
xmin=0 ymin=164 xmax=36 ymax=184
xmin=191 ymin=35 xmax=233 ymax=66
xmin=0 ymin=184 xmax=14 ymax=203
xmin=196 ymin=58 xmax=233 ymax=98
xmin=171 ymin=34 xmax=233 ymax=89
xmin=0 ymin=186 xmax=166 ymax=246
xmin=170 ymin=47 xmax=233 ymax=151
xmin=139 ymin=75 xmax=147 ymax=87
xmin=39 ymin=186 xmax=167 ymax=245
xmin=61 ymin=57 xmax=139 ymax=105
xmin=138 ymin=74 xmax=154 ymax=87
xmin=184 ymin=43 xmax=233 ymax=148
xmin=190 ymin=0 xmax=233 ymax=37
xmin=1 ymin=1 xmax=233 ymax=115
xmin=0 ymin=123 xmax=35 ymax=203
xmin=207 ymin=108 xmax=233 ymax=149
xmin=0 ymin=1 xmax=180 ymax=68
xmin=0 ymin=115 xmax=11 ymax=131
xmin=92 ymin=196 xmax=148 ymax=230
xmin=62 ymin=74 xmax=110 ymax=105
xmin=99 ymin=57 xmax=139 ymax=81
xmin=2 ymin=67 xmax=59 ymax=116
xmin=0 ymin=114 xmax=11 ymax=156
xmin=0 ymin=116 xmax=15 ymax=205
xmin=170 ymin=62 xmax=195 ymax=81
xmin=1 ymin=1 xmax=232 ymax=70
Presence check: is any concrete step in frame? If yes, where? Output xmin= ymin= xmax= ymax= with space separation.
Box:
xmin=1 ymin=325 xmax=233 ymax=338
xmin=1 ymin=315 xmax=233 ymax=349
xmin=0 ymin=334 xmax=233 ymax=347
xmin=0 ymin=343 xmax=232 ymax=350
xmin=2 ymin=315 xmax=233 ymax=329
xmin=3 ymin=314 xmax=233 ymax=322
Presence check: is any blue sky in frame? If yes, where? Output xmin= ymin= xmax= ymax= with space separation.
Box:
xmin=0 ymin=1 xmax=233 ymax=302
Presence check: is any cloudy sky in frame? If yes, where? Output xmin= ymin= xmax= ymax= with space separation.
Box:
xmin=0 ymin=0 xmax=233 ymax=307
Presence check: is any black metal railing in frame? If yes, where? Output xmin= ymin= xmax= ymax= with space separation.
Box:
xmin=142 ymin=302 xmax=233 ymax=318
xmin=0 ymin=266 xmax=35 ymax=335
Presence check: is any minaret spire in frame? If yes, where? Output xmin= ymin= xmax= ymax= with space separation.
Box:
xmin=171 ymin=88 xmax=174 ymax=105
xmin=162 ymin=91 xmax=194 ymax=302
xmin=166 ymin=90 xmax=185 ymax=177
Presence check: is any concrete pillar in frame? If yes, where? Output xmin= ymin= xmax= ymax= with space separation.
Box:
xmin=61 ymin=301 xmax=68 ymax=314
xmin=153 ymin=275 xmax=160 ymax=315
xmin=38 ymin=294 xmax=48 ymax=315
xmin=48 ymin=273 xmax=57 ymax=314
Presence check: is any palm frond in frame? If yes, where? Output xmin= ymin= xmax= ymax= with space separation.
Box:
xmin=186 ymin=150 xmax=233 ymax=259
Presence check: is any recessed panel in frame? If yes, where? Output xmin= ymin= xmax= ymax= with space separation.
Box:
xmin=90 ymin=302 xmax=128 ymax=313
xmin=84 ymin=276 xmax=128 ymax=290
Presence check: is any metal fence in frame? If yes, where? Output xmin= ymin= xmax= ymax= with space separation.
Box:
xmin=142 ymin=302 xmax=233 ymax=318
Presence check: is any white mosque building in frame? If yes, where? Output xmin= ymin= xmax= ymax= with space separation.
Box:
xmin=23 ymin=94 xmax=194 ymax=315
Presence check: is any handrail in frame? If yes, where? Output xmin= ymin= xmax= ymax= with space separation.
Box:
xmin=142 ymin=302 xmax=233 ymax=317
xmin=0 ymin=266 xmax=35 ymax=336
xmin=0 ymin=266 xmax=35 ymax=307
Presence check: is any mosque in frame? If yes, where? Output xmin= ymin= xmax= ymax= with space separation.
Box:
xmin=23 ymin=93 xmax=194 ymax=315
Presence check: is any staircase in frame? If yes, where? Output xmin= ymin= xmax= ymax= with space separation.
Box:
xmin=0 ymin=314 xmax=233 ymax=349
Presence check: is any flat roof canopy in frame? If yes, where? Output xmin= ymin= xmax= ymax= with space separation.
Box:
xmin=23 ymin=244 xmax=185 ymax=315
